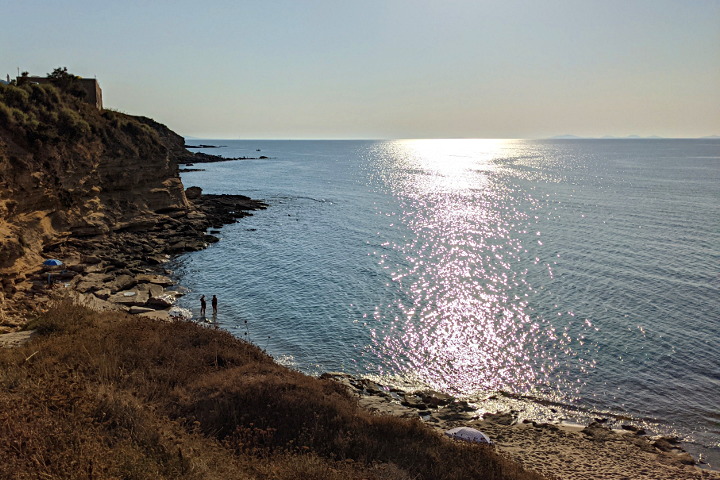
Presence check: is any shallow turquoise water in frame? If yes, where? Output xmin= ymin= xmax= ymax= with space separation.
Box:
xmin=175 ymin=139 xmax=720 ymax=464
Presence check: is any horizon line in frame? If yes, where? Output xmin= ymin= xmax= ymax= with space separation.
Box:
xmin=182 ymin=135 xmax=720 ymax=141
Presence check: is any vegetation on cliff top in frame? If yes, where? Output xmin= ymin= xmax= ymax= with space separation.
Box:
xmin=0 ymin=79 xmax=167 ymax=158
xmin=0 ymin=301 xmax=547 ymax=480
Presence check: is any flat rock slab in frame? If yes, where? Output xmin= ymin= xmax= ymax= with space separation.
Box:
xmin=135 ymin=274 xmax=174 ymax=287
xmin=108 ymin=289 xmax=150 ymax=306
xmin=136 ymin=283 xmax=164 ymax=298
xmin=107 ymin=274 xmax=137 ymax=293
xmin=73 ymin=292 xmax=128 ymax=312
xmin=0 ymin=330 xmax=36 ymax=348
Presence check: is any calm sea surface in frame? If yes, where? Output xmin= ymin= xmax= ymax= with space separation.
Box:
xmin=175 ymin=139 xmax=720 ymax=465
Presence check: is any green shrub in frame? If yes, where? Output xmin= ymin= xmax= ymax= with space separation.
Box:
xmin=46 ymin=109 xmax=59 ymax=124
xmin=0 ymin=102 xmax=13 ymax=125
xmin=10 ymin=107 xmax=28 ymax=125
xmin=58 ymin=107 xmax=91 ymax=138
xmin=2 ymin=85 xmax=30 ymax=109
xmin=29 ymin=83 xmax=62 ymax=107
xmin=122 ymin=119 xmax=153 ymax=137
xmin=25 ymin=117 xmax=40 ymax=132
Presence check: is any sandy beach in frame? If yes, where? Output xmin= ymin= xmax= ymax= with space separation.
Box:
xmin=324 ymin=373 xmax=720 ymax=480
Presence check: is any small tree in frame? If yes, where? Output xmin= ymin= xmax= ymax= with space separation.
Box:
xmin=47 ymin=67 xmax=77 ymax=80
xmin=46 ymin=67 xmax=86 ymax=99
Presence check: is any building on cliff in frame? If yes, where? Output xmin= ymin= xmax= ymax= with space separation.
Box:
xmin=23 ymin=76 xmax=103 ymax=110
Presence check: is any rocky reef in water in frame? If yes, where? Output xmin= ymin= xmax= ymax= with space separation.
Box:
xmin=0 ymin=80 xmax=265 ymax=325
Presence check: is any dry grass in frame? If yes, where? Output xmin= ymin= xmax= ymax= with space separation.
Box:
xmin=0 ymin=301 xmax=548 ymax=480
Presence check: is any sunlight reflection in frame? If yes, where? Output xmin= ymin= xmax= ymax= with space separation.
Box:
xmin=368 ymin=139 xmax=570 ymax=397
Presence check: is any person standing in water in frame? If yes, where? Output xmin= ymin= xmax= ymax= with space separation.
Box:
xmin=211 ymin=295 xmax=218 ymax=315
xmin=200 ymin=295 xmax=206 ymax=317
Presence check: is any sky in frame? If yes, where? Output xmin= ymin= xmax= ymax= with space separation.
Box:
xmin=2 ymin=0 xmax=719 ymax=139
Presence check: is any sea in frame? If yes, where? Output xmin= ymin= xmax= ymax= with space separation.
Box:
xmin=174 ymin=139 xmax=720 ymax=466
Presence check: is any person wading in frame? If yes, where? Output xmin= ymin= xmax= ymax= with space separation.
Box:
xmin=211 ymin=295 xmax=218 ymax=315
xmin=200 ymin=295 xmax=207 ymax=317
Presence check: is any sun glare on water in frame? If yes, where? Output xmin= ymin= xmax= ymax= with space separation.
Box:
xmin=367 ymin=139 xmax=570 ymax=397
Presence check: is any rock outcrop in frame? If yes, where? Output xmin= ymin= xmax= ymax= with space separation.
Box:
xmin=0 ymin=80 xmax=266 ymax=325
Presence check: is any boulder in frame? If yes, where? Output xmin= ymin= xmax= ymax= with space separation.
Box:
xmin=483 ymin=411 xmax=517 ymax=425
xmin=185 ymin=186 xmax=202 ymax=200
xmin=401 ymin=394 xmax=427 ymax=410
xmin=136 ymin=283 xmax=164 ymax=298
xmin=621 ymin=424 xmax=646 ymax=435
xmin=146 ymin=293 xmax=176 ymax=308
xmin=431 ymin=408 xmax=477 ymax=423
xmin=653 ymin=437 xmax=680 ymax=452
xmin=94 ymin=288 xmax=111 ymax=300
xmin=74 ymin=272 xmax=113 ymax=293
xmin=109 ymin=259 xmax=129 ymax=269
xmin=147 ymin=254 xmax=170 ymax=265
xmin=107 ymin=274 xmax=137 ymax=293
xmin=359 ymin=379 xmax=385 ymax=395
xmin=418 ymin=390 xmax=454 ymax=407
xmin=74 ymin=281 xmax=99 ymax=293
xmin=168 ymin=240 xmax=206 ymax=253
xmin=81 ymin=255 xmax=102 ymax=265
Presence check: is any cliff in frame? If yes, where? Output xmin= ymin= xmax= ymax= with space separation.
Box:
xmin=0 ymin=81 xmax=193 ymax=320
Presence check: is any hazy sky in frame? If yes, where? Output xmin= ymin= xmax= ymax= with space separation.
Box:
xmin=3 ymin=0 xmax=719 ymax=139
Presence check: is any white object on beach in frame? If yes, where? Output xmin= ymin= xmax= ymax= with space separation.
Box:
xmin=444 ymin=427 xmax=492 ymax=444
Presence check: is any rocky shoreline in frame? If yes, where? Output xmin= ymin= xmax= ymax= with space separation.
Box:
xmin=0 ymin=190 xmax=266 ymax=329
xmin=179 ymin=150 xmax=268 ymax=164
xmin=2 ymin=182 xmax=718 ymax=479
xmin=323 ymin=373 xmax=720 ymax=480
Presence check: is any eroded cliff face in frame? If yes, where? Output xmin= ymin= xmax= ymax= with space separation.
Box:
xmin=0 ymin=82 xmax=192 ymax=317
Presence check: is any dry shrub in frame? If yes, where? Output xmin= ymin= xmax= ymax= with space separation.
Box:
xmin=24 ymin=297 xmax=96 ymax=335
xmin=0 ymin=301 xmax=547 ymax=480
